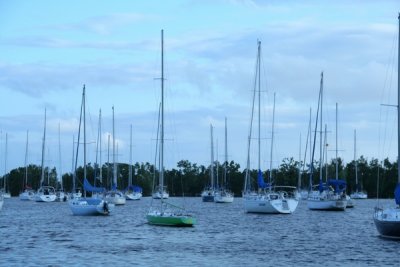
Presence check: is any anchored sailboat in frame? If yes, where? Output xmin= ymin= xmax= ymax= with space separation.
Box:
xmin=215 ymin=118 xmax=234 ymax=203
xmin=19 ymin=130 xmax=35 ymax=200
xmin=201 ymin=124 xmax=216 ymax=202
xmin=307 ymin=73 xmax=347 ymax=211
xmin=69 ymin=85 xmax=113 ymax=216
xmin=146 ymin=29 xmax=196 ymax=226
xmin=125 ymin=124 xmax=142 ymax=200
xmin=35 ymin=109 xmax=57 ymax=202
xmin=105 ymin=106 xmax=126 ymax=205
xmin=242 ymin=41 xmax=299 ymax=214
xmin=350 ymin=130 xmax=368 ymax=199
xmin=373 ymin=13 xmax=400 ymax=238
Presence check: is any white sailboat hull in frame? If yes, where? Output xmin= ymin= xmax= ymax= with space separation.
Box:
xmin=105 ymin=191 xmax=126 ymax=205
xmin=125 ymin=192 xmax=142 ymax=200
xmin=307 ymin=191 xmax=347 ymax=211
xmin=69 ymin=198 xmax=114 ymax=216
xmin=3 ymin=192 xmax=11 ymax=199
xmin=19 ymin=190 xmax=35 ymax=201
xmin=35 ymin=194 xmax=57 ymax=202
xmin=243 ymin=194 xmax=299 ymax=214
xmin=214 ymin=191 xmax=234 ymax=203
xmin=153 ymin=191 xmax=169 ymax=199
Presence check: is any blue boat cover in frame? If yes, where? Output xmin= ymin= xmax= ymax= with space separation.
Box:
xmin=126 ymin=185 xmax=143 ymax=192
xmin=395 ymin=183 xmax=400 ymax=205
xmin=328 ymin=179 xmax=347 ymax=194
xmin=257 ymin=170 xmax=268 ymax=189
xmin=84 ymin=178 xmax=106 ymax=193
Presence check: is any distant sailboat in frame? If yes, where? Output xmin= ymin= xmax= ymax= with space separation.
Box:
xmin=105 ymin=106 xmax=126 ymax=205
xmin=350 ymin=130 xmax=368 ymax=199
xmin=125 ymin=124 xmax=142 ymax=200
xmin=56 ymin=124 xmax=66 ymax=202
xmin=35 ymin=109 xmax=57 ymax=202
xmin=201 ymin=124 xmax=216 ymax=202
xmin=69 ymin=85 xmax=113 ymax=216
xmin=307 ymin=73 xmax=347 ymax=211
xmin=242 ymin=41 xmax=298 ymax=214
xmin=214 ymin=118 xmax=234 ymax=203
xmin=334 ymin=103 xmax=354 ymax=208
xmin=146 ymin=29 xmax=196 ymax=226
xmin=19 ymin=130 xmax=35 ymax=201
xmin=373 ymin=13 xmax=400 ymax=238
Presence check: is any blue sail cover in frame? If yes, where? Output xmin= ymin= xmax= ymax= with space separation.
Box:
xmin=394 ymin=183 xmax=400 ymax=205
xmin=328 ymin=179 xmax=346 ymax=194
xmin=84 ymin=178 xmax=105 ymax=193
xmin=126 ymin=185 xmax=143 ymax=192
xmin=257 ymin=170 xmax=267 ymax=189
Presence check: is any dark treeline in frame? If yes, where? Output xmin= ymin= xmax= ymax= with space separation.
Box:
xmin=1 ymin=156 xmax=398 ymax=198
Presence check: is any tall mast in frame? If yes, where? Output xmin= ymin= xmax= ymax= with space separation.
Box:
xmin=319 ymin=73 xmax=324 ymax=183
xmin=258 ymin=40 xmax=261 ymax=172
xmin=83 ymin=85 xmax=86 ymax=183
xmin=354 ymin=129 xmax=358 ymax=190
xmin=324 ymin=124 xmax=328 ymax=182
xmin=224 ymin=117 xmax=228 ymax=186
xmin=71 ymin=135 xmax=75 ymax=192
xmin=335 ymin=102 xmax=338 ymax=180
xmin=112 ymin=106 xmax=116 ymax=188
xmin=99 ymin=109 xmax=102 ymax=183
xmin=4 ymin=133 xmax=7 ymax=191
xmin=397 ymin=13 xmax=400 ymax=183
xmin=269 ymin=92 xmax=276 ymax=187
xmin=58 ymin=123 xmax=63 ymax=190
xmin=25 ymin=130 xmax=29 ymax=188
xmin=210 ymin=124 xmax=214 ymax=189
xmin=129 ymin=124 xmax=133 ymax=187
xmin=40 ymin=108 xmax=47 ymax=187
xmin=298 ymin=133 xmax=301 ymax=189
xmin=160 ymin=29 xmax=165 ymax=202
xmin=107 ymin=134 xmax=110 ymax=188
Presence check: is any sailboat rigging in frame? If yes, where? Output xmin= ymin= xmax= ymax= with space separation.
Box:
xmin=242 ymin=40 xmax=299 ymax=214
xmin=146 ymin=29 xmax=196 ymax=226
xmin=373 ymin=13 xmax=400 ymax=238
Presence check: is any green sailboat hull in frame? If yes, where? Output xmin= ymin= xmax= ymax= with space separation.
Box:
xmin=146 ymin=214 xmax=196 ymax=227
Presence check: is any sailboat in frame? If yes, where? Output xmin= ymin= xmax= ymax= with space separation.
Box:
xmin=334 ymin=103 xmax=354 ymax=208
xmin=152 ymin=103 xmax=169 ymax=200
xmin=373 ymin=13 xmax=400 ymax=238
xmin=69 ymin=85 xmax=113 ymax=216
xmin=215 ymin=118 xmax=234 ymax=203
xmin=19 ymin=130 xmax=35 ymax=201
xmin=104 ymin=106 xmax=126 ymax=205
xmin=35 ymin=109 xmax=57 ymax=202
xmin=350 ymin=130 xmax=368 ymax=199
xmin=55 ymin=124 xmax=66 ymax=202
xmin=307 ymin=73 xmax=347 ymax=211
xmin=146 ymin=29 xmax=196 ymax=226
xmin=125 ymin=124 xmax=142 ymax=200
xmin=201 ymin=124 xmax=216 ymax=202
xmin=242 ymin=41 xmax=299 ymax=214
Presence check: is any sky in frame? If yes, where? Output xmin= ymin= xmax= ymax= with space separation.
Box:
xmin=0 ymin=0 xmax=399 ymax=177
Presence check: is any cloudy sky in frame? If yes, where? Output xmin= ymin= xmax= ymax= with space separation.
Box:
xmin=0 ymin=0 xmax=399 ymax=177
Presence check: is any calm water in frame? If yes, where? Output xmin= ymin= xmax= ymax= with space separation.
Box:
xmin=0 ymin=197 xmax=399 ymax=266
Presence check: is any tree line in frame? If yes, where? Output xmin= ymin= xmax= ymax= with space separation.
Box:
xmin=0 ymin=156 xmax=398 ymax=198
